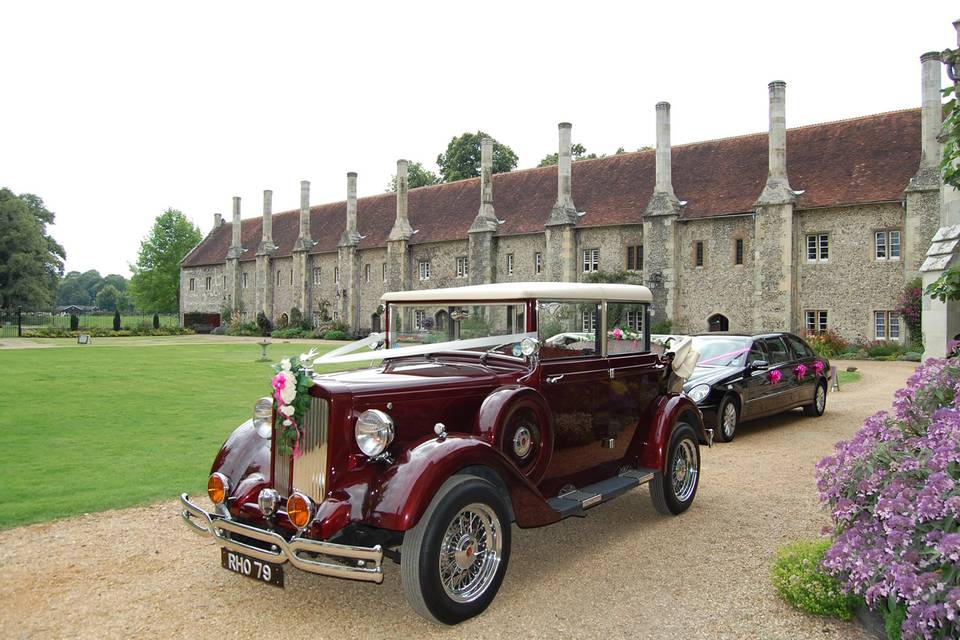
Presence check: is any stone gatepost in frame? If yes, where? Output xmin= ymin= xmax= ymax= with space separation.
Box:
xmin=468 ymin=138 xmax=498 ymax=285
xmin=387 ymin=160 xmax=414 ymax=295
xmin=255 ymin=189 xmax=276 ymax=321
xmin=544 ymin=122 xmax=579 ymax=282
xmin=905 ymin=52 xmax=946 ymax=280
xmin=643 ymin=102 xmax=682 ymax=326
xmin=293 ymin=180 xmax=314 ymax=322
xmin=337 ymin=173 xmax=362 ymax=331
xmin=752 ymin=81 xmax=797 ymax=333
xmin=921 ymin=19 xmax=960 ymax=360
xmin=225 ymin=196 xmax=245 ymax=317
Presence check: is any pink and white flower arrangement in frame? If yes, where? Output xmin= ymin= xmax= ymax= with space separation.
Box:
xmin=768 ymin=368 xmax=782 ymax=385
xmin=794 ymin=363 xmax=808 ymax=379
xmin=270 ymin=348 xmax=318 ymax=458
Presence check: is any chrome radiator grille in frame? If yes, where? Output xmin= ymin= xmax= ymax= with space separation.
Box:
xmin=273 ymin=398 xmax=329 ymax=502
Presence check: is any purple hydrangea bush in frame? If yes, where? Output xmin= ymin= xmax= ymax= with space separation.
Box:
xmin=816 ymin=358 xmax=960 ymax=639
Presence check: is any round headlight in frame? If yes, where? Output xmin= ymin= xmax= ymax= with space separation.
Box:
xmin=520 ymin=337 xmax=539 ymax=357
xmin=286 ymin=492 xmax=314 ymax=529
xmin=253 ymin=397 xmax=273 ymax=438
xmin=687 ymin=384 xmax=711 ymax=404
xmin=207 ymin=472 xmax=229 ymax=505
xmin=355 ymin=409 xmax=395 ymax=457
xmin=258 ymin=488 xmax=279 ymax=517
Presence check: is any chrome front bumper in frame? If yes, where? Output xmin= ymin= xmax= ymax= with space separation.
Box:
xmin=179 ymin=493 xmax=384 ymax=584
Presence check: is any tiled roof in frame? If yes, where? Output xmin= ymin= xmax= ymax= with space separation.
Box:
xmin=182 ymin=109 xmax=921 ymax=267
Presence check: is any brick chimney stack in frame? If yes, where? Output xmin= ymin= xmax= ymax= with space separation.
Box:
xmin=654 ymin=102 xmax=677 ymax=198
xmin=470 ymin=138 xmax=498 ymax=232
xmin=920 ymin=51 xmax=943 ymax=170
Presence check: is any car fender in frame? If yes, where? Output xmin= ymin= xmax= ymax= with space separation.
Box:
xmin=631 ymin=395 xmax=707 ymax=473
xmin=475 ymin=385 xmax=554 ymax=482
xmin=210 ymin=419 xmax=271 ymax=509
xmin=364 ymin=434 xmax=560 ymax=531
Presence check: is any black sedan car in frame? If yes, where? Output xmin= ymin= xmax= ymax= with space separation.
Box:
xmin=681 ymin=333 xmax=830 ymax=442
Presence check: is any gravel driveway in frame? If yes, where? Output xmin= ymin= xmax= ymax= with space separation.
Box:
xmin=1 ymin=360 xmax=915 ymax=639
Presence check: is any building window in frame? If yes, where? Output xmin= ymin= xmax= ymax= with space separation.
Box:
xmin=333 ymin=311 xmax=339 ymax=322
xmin=364 ymin=264 xmax=370 ymax=283
xmin=624 ymin=310 xmax=643 ymax=331
xmin=313 ymin=267 xmax=321 ymax=285
xmin=414 ymin=309 xmax=426 ymax=329
xmin=534 ymin=252 xmax=542 ymax=275
xmin=807 ymin=234 xmax=829 ymax=262
xmin=874 ymin=311 xmax=901 ymax=340
xmin=456 ymin=256 xmax=468 ymax=279
xmin=507 ymin=254 xmax=514 ymax=276
xmin=875 ymin=230 xmax=901 ymax=261
xmin=242 ymin=272 xmax=248 ymax=289
xmin=205 ymin=276 xmax=211 ymax=290
xmin=626 ymin=245 xmax=643 ymax=271
xmin=334 ymin=267 xmax=340 ymax=284
xmin=805 ymin=310 xmax=828 ymax=333
xmin=419 ymin=260 xmax=430 ymax=281
xmin=276 ymin=270 xmax=281 ymax=285
xmin=582 ymin=248 xmax=599 ymax=273
xmin=382 ymin=263 xmax=387 ymax=283
xmin=734 ymin=238 xmax=744 ymax=265
xmin=581 ymin=309 xmax=597 ymax=332
xmin=222 ymin=275 xmax=226 ymax=289
xmin=694 ymin=241 xmax=704 ymax=267
xmin=289 ymin=270 xmax=293 ymax=285
xmin=189 ymin=278 xmax=195 ymax=291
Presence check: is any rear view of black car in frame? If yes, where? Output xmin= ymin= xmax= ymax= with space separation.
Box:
xmin=681 ymin=333 xmax=830 ymax=442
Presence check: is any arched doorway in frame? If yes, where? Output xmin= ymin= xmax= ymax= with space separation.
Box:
xmin=434 ymin=310 xmax=448 ymax=331
xmin=707 ymin=314 xmax=729 ymax=332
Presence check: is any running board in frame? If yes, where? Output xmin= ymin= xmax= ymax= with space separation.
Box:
xmin=547 ymin=468 xmax=657 ymax=519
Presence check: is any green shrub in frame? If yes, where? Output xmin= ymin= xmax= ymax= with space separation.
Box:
xmin=225 ymin=321 xmax=259 ymax=337
xmin=803 ymin=329 xmax=848 ymax=358
xmin=69 ymin=314 xmax=79 ymax=331
xmin=271 ymin=327 xmax=309 ymax=339
xmin=112 ymin=311 xmax=121 ymax=331
xmin=255 ymin=312 xmax=273 ymax=337
xmin=864 ymin=340 xmax=906 ymax=359
xmin=322 ymin=330 xmax=350 ymax=341
xmin=152 ymin=313 xmax=160 ymax=330
xmin=650 ymin=319 xmax=673 ymax=334
xmin=771 ymin=539 xmax=855 ymax=620
xmin=23 ymin=326 xmax=193 ymax=338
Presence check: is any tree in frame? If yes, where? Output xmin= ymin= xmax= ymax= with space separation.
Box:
xmin=95 ymin=284 xmax=121 ymax=311
xmin=537 ymin=143 xmax=597 ymax=167
xmin=129 ymin=209 xmax=201 ymax=313
xmin=436 ymin=131 xmax=518 ymax=182
xmin=0 ymin=188 xmax=65 ymax=309
xmin=387 ymin=161 xmax=440 ymax=191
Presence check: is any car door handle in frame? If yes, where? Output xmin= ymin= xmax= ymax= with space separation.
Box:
xmin=546 ymin=374 xmax=564 ymax=384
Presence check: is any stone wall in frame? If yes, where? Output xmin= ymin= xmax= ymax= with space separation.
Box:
xmin=494 ymin=233 xmax=546 ymax=281
xmin=796 ymin=203 xmax=905 ymax=342
xmin=574 ymin=224 xmax=644 ymax=281
xmin=309 ymin=252 xmax=340 ymax=324
xmin=357 ymin=247 xmax=388 ymax=332
xmin=675 ymin=216 xmax=755 ymax=334
xmin=180 ymin=264 xmax=226 ymax=318
xmin=409 ymin=240 xmax=469 ymax=291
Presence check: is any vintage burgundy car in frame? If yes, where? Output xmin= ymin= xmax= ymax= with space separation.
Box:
xmin=180 ymin=282 xmax=710 ymax=624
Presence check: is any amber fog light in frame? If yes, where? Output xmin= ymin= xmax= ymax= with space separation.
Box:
xmin=287 ymin=492 xmax=314 ymax=529
xmin=207 ymin=473 xmax=229 ymax=505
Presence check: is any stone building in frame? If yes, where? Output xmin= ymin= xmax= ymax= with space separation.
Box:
xmin=181 ymin=54 xmax=946 ymax=344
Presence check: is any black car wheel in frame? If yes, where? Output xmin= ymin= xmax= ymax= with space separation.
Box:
xmin=714 ymin=395 xmax=739 ymax=443
xmin=401 ymin=475 xmax=512 ymax=625
xmin=803 ymin=381 xmax=828 ymax=417
xmin=650 ymin=422 xmax=700 ymax=515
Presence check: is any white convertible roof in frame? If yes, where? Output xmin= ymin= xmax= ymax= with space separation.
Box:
xmin=381 ymin=281 xmax=653 ymax=303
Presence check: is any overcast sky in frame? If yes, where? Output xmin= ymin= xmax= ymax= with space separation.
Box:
xmin=2 ymin=2 xmax=956 ymax=277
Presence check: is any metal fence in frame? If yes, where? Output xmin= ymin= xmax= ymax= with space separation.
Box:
xmin=0 ymin=309 xmax=181 ymax=337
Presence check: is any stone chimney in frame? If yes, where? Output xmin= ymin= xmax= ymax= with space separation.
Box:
xmin=339 ymin=172 xmax=362 ymax=246
xmin=257 ymin=189 xmax=275 ymax=255
xmin=293 ymin=180 xmax=312 ymax=251
xmin=470 ymin=138 xmax=498 ymax=232
xmin=213 ymin=212 xmax=223 ymax=228
xmin=920 ymin=51 xmax=943 ymax=170
xmin=656 ymin=102 xmax=677 ymax=196
xmin=546 ymin=122 xmax=578 ymax=226
xmin=227 ymin=196 xmax=243 ymax=259
xmin=756 ymin=81 xmax=796 ymax=205
xmin=389 ymin=159 xmax=414 ymax=240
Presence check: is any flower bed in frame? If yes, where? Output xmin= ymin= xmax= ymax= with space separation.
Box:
xmin=816 ymin=358 xmax=960 ymax=639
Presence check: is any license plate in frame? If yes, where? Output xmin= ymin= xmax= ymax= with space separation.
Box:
xmin=221 ymin=548 xmax=284 ymax=588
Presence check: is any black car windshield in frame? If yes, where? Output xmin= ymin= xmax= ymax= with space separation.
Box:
xmin=692 ymin=336 xmax=752 ymax=367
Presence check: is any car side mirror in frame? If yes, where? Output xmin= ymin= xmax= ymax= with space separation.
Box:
xmin=750 ymin=360 xmax=769 ymax=370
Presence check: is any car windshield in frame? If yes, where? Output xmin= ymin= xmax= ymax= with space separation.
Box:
xmin=387 ymin=302 xmax=529 ymax=356
xmin=692 ymin=336 xmax=752 ymax=367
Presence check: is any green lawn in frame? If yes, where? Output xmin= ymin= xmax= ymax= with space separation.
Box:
xmin=837 ymin=370 xmax=861 ymax=386
xmin=0 ymin=339 xmax=351 ymax=529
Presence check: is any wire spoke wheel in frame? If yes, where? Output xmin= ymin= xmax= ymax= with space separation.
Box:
xmin=437 ymin=503 xmax=503 ymax=604
xmin=671 ymin=439 xmax=699 ymax=502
